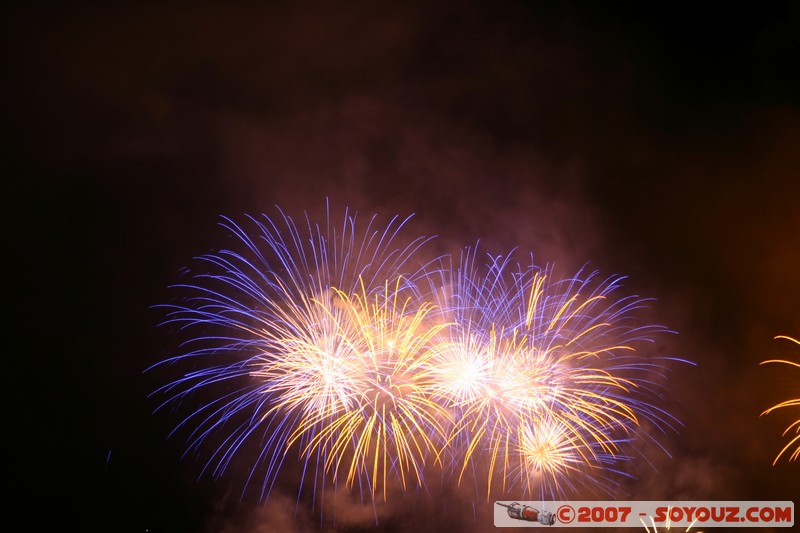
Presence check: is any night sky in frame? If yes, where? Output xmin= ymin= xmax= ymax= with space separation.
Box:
xmin=5 ymin=2 xmax=799 ymax=532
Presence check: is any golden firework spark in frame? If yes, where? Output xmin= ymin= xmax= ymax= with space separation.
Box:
xmin=760 ymin=335 xmax=800 ymax=464
xmin=255 ymin=278 xmax=450 ymax=500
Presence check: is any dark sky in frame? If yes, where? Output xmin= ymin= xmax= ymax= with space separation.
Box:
xmin=5 ymin=1 xmax=799 ymax=532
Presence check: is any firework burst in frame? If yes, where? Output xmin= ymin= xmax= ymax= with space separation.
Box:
xmin=151 ymin=208 xmax=686 ymax=507
xmin=760 ymin=335 xmax=800 ymax=464
xmin=150 ymin=207 xmax=439 ymax=500
xmin=424 ymin=249 xmax=680 ymax=500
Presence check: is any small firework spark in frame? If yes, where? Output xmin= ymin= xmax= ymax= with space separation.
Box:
xmin=760 ymin=335 xmax=800 ymax=464
xmin=640 ymin=508 xmax=702 ymax=532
